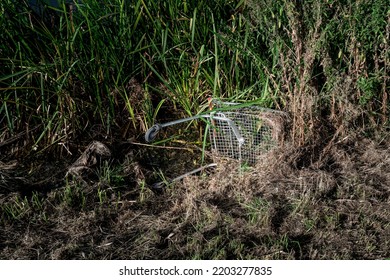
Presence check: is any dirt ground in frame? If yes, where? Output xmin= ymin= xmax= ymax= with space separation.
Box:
xmin=1 ymin=134 xmax=390 ymax=260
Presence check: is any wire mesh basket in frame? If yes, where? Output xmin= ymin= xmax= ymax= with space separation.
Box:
xmin=145 ymin=100 xmax=287 ymax=165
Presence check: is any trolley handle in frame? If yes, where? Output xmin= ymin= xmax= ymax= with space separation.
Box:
xmin=145 ymin=114 xmax=245 ymax=146
xmin=145 ymin=114 xmax=211 ymax=142
xmin=150 ymin=163 xmax=218 ymax=192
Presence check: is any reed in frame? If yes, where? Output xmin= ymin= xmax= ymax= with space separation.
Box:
xmin=0 ymin=0 xmax=388 ymax=157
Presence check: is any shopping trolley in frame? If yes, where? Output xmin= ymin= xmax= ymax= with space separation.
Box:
xmin=145 ymin=100 xmax=287 ymax=189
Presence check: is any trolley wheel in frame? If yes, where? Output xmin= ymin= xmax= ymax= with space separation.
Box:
xmin=145 ymin=124 xmax=162 ymax=142
xmin=149 ymin=181 xmax=167 ymax=194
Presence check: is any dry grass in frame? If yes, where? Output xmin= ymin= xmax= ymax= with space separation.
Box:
xmin=1 ymin=132 xmax=390 ymax=260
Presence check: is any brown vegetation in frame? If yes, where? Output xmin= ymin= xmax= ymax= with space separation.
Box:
xmin=1 ymin=133 xmax=389 ymax=259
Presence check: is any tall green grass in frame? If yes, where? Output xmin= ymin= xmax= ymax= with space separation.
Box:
xmin=0 ymin=0 xmax=388 ymax=156
xmin=247 ymin=0 xmax=389 ymax=143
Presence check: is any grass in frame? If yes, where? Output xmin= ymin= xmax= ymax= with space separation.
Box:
xmin=240 ymin=197 xmax=270 ymax=226
xmin=1 ymin=0 xmax=388 ymax=153
xmin=1 ymin=0 xmax=280 ymax=156
xmin=1 ymin=191 xmax=47 ymax=222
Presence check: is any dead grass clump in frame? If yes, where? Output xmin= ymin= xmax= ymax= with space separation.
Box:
xmin=258 ymin=111 xmax=289 ymax=146
xmin=155 ymin=135 xmax=390 ymax=259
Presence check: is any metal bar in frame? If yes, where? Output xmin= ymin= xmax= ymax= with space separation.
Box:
xmin=151 ymin=163 xmax=217 ymax=190
xmin=145 ymin=114 xmax=244 ymax=146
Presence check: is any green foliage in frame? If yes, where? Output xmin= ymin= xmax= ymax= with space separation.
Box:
xmin=62 ymin=181 xmax=86 ymax=209
xmin=0 ymin=192 xmax=47 ymax=222
xmin=0 ymin=0 xmax=388 ymax=153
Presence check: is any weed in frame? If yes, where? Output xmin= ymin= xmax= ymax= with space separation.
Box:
xmin=97 ymin=187 xmax=107 ymax=206
xmin=61 ymin=180 xmax=86 ymax=209
xmin=240 ymin=197 xmax=270 ymax=226
xmin=1 ymin=196 xmax=30 ymax=221
xmin=30 ymin=191 xmax=43 ymax=211
xmin=96 ymin=161 xmax=124 ymax=186
xmin=304 ymin=218 xmax=317 ymax=233
xmin=138 ymin=179 xmax=147 ymax=203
